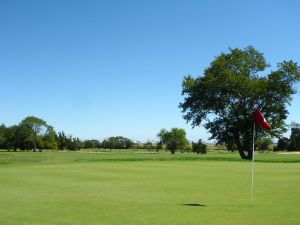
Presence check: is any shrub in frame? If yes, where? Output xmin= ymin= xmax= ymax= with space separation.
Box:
xmin=192 ymin=139 xmax=207 ymax=154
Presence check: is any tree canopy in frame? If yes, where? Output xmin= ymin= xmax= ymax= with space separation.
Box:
xmin=157 ymin=128 xmax=188 ymax=154
xmin=192 ymin=139 xmax=207 ymax=154
xmin=102 ymin=136 xmax=133 ymax=149
xmin=15 ymin=116 xmax=55 ymax=151
xmin=180 ymin=46 xmax=300 ymax=159
xmin=0 ymin=117 xmax=82 ymax=151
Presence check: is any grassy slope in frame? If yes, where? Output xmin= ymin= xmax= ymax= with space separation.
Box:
xmin=0 ymin=151 xmax=299 ymax=225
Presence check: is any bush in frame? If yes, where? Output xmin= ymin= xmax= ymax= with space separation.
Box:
xmin=192 ymin=139 xmax=207 ymax=154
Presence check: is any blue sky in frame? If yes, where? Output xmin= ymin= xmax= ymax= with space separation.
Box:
xmin=0 ymin=0 xmax=299 ymax=142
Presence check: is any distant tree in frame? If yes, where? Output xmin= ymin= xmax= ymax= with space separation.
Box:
xmin=180 ymin=46 xmax=300 ymax=159
xmin=143 ymin=140 xmax=157 ymax=150
xmin=157 ymin=128 xmax=188 ymax=154
xmin=15 ymin=116 xmax=52 ymax=151
xmin=5 ymin=125 xmax=18 ymax=151
xmin=69 ymin=137 xmax=82 ymax=150
xmin=274 ymin=137 xmax=289 ymax=151
xmin=101 ymin=139 xmax=110 ymax=150
xmin=288 ymin=128 xmax=300 ymax=151
xmin=0 ymin=124 xmax=7 ymax=149
xmin=57 ymin=132 xmax=81 ymax=150
xmin=83 ymin=139 xmax=101 ymax=149
xmin=101 ymin=136 xmax=133 ymax=149
xmin=57 ymin=131 xmax=68 ymax=150
xmin=14 ymin=123 xmax=33 ymax=150
xmin=256 ymin=138 xmax=273 ymax=151
xmin=192 ymin=139 xmax=207 ymax=154
xmin=43 ymin=126 xmax=58 ymax=149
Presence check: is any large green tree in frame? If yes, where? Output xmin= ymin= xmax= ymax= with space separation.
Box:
xmin=157 ymin=128 xmax=188 ymax=154
xmin=16 ymin=116 xmax=57 ymax=151
xmin=180 ymin=46 xmax=300 ymax=159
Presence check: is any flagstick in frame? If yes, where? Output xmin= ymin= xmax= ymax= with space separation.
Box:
xmin=250 ymin=123 xmax=255 ymax=207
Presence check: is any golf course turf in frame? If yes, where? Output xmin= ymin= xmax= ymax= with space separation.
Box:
xmin=0 ymin=151 xmax=299 ymax=225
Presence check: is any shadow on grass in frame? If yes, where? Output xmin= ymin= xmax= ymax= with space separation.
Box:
xmin=180 ymin=203 xmax=250 ymax=208
xmin=180 ymin=203 xmax=207 ymax=207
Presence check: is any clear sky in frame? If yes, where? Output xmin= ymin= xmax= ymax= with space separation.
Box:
xmin=1 ymin=0 xmax=299 ymax=142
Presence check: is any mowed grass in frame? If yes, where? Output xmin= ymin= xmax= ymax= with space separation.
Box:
xmin=0 ymin=151 xmax=300 ymax=225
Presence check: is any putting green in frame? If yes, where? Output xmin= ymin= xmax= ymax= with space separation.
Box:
xmin=0 ymin=152 xmax=299 ymax=225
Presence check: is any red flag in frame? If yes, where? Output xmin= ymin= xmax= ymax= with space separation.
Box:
xmin=253 ymin=108 xmax=271 ymax=130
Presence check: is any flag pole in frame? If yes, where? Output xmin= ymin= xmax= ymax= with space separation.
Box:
xmin=250 ymin=123 xmax=255 ymax=207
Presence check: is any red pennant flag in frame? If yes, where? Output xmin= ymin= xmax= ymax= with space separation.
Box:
xmin=253 ymin=108 xmax=271 ymax=130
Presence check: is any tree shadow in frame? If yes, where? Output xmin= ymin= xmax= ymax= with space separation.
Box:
xmin=180 ymin=203 xmax=207 ymax=207
xmin=179 ymin=203 xmax=250 ymax=208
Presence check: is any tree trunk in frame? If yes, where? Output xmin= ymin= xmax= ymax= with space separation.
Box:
xmin=247 ymin=148 xmax=253 ymax=160
xmin=237 ymin=147 xmax=250 ymax=159
xmin=233 ymin=130 xmax=251 ymax=160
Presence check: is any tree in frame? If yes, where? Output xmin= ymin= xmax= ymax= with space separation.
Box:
xmin=83 ymin=139 xmax=101 ymax=149
xmin=180 ymin=46 xmax=300 ymax=159
xmin=0 ymin=124 xmax=19 ymax=151
xmin=69 ymin=137 xmax=82 ymax=150
xmin=0 ymin=124 xmax=7 ymax=149
xmin=16 ymin=116 xmax=54 ymax=151
xmin=288 ymin=128 xmax=300 ymax=151
xmin=57 ymin=132 xmax=82 ymax=150
xmin=274 ymin=137 xmax=289 ymax=151
xmin=157 ymin=128 xmax=188 ymax=154
xmin=192 ymin=139 xmax=207 ymax=154
xmin=57 ymin=131 xmax=69 ymax=150
xmin=43 ymin=126 xmax=58 ymax=150
xmin=101 ymin=136 xmax=133 ymax=149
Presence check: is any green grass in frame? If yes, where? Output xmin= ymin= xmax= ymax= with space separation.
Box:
xmin=1 ymin=149 xmax=300 ymax=165
xmin=0 ymin=151 xmax=300 ymax=225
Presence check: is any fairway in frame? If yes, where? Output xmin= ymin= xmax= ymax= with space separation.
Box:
xmin=0 ymin=152 xmax=300 ymax=225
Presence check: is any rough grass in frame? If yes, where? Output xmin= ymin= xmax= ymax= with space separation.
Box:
xmin=0 ymin=151 xmax=299 ymax=225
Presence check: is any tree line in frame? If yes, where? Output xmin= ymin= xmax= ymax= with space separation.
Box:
xmin=0 ymin=117 xmax=81 ymax=151
xmin=274 ymin=127 xmax=300 ymax=151
xmin=0 ymin=116 xmax=137 ymax=151
xmin=0 ymin=116 xmax=208 ymax=153
xmin=0 ymin=116 xmax=298 ymax=154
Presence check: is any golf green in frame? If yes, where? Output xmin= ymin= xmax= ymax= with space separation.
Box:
xmin=0 ymin=152 xmax=299 ymax=225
